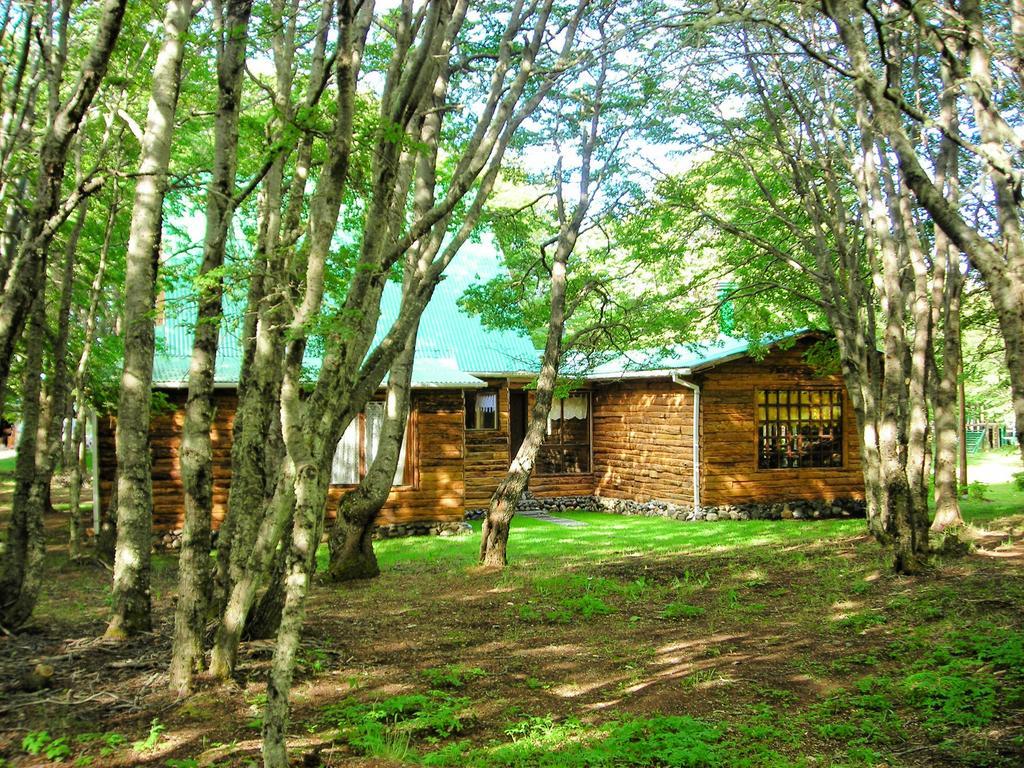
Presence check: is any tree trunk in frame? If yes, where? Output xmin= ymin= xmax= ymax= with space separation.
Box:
xmin=0 ymin=195 xmax=79 ymax=627
xmin=68 ymin=189 xmax=117 ymax=557
xmin=243 ymin=537 xmax=287 ymax=640
xmin=480 ymin=240 xmax=572 ymax=568
xmin=327 ymin=328 xmax=417 ymax=582
xmin=212 ymin=0 xmax=331 ymax=617
xmin=106 ymin=0 xmax=193 ymax=640
xmin=170 ymin=0 xmax=252 ymax=697
xmin=0 ymin=294 xmax=46 ymax=629
xmin=261 ymin=462 xmax=329 ymax=768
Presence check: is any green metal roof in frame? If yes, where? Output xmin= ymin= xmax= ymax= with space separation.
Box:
xmin=153 ymin=240 xmax=540 ymax=389
xmin=585 ymin=329 xmax=818 ymax=378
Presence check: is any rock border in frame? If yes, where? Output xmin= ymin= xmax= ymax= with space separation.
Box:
xmin=465 ymin=492 xmax=866 ymax=523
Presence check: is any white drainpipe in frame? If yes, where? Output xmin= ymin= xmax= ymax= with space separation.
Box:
xmin=90 ymin=410 xmax=101 ymax=535
xmin=671 ymin=373 xmax=701 ymax=512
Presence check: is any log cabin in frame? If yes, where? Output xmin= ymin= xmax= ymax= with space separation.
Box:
xmin=97 ymin=266 xmax=865 ymax=536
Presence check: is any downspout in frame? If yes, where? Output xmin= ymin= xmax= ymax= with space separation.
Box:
xmin=90 ymin=409 xmax=101 ymax=535
xmin=672 ymin=373 xmax=701 ymax=512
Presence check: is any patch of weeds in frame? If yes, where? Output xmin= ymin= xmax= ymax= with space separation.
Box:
xmin=544 ymin=606 xmax=574 ymax=623
xmin=324 ymin=690 xmax=473 ymax=753
xmin=814 ymin=675 xmax=905 ymax=747
xmin=900 ymin=624 xmax=1024 ymax=738
xmin=1013 ymin=471 xmax=1024 ymax=492
xmin=622 ymin=577 xmax=649 ymax=602
xmin=22 ymin=731 xmax=72 ymax=762
xmin=132 ymin=718 xmax=166 ymax=752
xmin=298 ymin=647 xmax=330 ymax=674
xmin=680 ymin=668 xmax=721 ymax=689
xmin=517 ymin=603 xmax=543 ymax=622
xmin=751 ymin=686 xmax=799 ymax=706
xmin=849 ymin=579 xmax=873 ymax=596
xmin=421 ymin=664 xmax=487 ymax=689
xmin=834 ymin=610 xmax=888 ymax=633
xmin=673 ymin=569 xmax=712 ymax=591
xmin=422 ymin=714 xmax=725 ymax=767
xmin=525 ymin=676 xmax=551 ymax=690
xmin=75 ymin=732 xmax=127 ymax=758
xmin=562 ymin=593 xmax=615 ymax=619
xmin=660 ymin=601 xmax=706 ymax=620
xmin=165 ymin=761 xmax=201 ymax=768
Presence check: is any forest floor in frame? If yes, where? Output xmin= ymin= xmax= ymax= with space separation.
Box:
xmin=0 ymin=451 xmax=1023 ymax=768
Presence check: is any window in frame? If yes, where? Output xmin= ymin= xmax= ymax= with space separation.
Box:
xmin=330 ymin=402 xmax=410 ymax=485
xmin=538 ymin=393 xmax=591 ymax=474
xmin=757 ymin=388 xmax=843 ymax=469
xmin=465 ymin=389 xmax=498 ymax=430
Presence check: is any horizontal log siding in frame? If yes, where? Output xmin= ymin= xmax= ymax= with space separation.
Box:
xmin=591 ymin=380 xmax=694 ymax=505
xmin=464 ymin=382 xmax=511 ymax=509
xmin=97 ymin=389 xmax=467 ymax=532
xmin=699 ymin=341 xmax=864 ymax=506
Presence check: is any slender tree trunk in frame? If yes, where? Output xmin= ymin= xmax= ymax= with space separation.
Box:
xmin=0 ymin=202 xmax=78 ymax=628
xmin=327 ymin=328 xmax=417 ymax=582
xmin=243 ymin=531 xmax=288 ymax=640
xmin=212 ymin=0 xmax=329 ymax=617
xmin=68 ymin=190 xmax=117 ymax=556
xmin=106 ymin=0 xmax=194 ymax=640
xmin=170 ymin=0 xmax=253 ymax=697
xmin=930 ymin=70 xmax=964 ymax=532
xmin=261 ymin=464 xmax=327 ymax=768
xmin=480 ymin=242 xmax=572 ymax=568
xmin=0 ymin=294 xmax=46 ymax=628
xmin=932 ymin=293 xmax=964 ymax=530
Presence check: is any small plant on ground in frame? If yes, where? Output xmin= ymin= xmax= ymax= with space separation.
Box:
xmin=660 ymin=601 xmax=706 ymax=620
xmin=421 ymin=664 xmax=487 ymax=689
xmin=22 ymin=731 xmax=72 ymax=762
xmin=132 ymin=718 xmax=166 ymax=752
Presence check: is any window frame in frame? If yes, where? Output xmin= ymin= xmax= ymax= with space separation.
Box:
xmin=465 ymin=388 xmax=500 ymax=432
xmin=754 ymin=387 xmax=845 ymax=471
xmin=329 ymin=402 xmax=415 ymax=488
xmin=536 ymin=391 xmax=593 ymax=476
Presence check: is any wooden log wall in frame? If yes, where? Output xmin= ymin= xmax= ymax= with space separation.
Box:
xmin=97 ymin=389 xmax=467 ymax=532
xmin=699 ymin=340 xmax=865 ymax=506
xmin=591 ymin=380 xmax=695 ymax=505
xmin=97 ymin=391 xmax=236 ymax=532
xmin=463 ymin=383 xmax=512 ymax=509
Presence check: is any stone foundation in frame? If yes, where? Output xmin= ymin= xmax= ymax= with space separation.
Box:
xmin=465 ymin=492 xmax=866 ymax=523
xmin=372 ymin=521 xmax=472 ymax=539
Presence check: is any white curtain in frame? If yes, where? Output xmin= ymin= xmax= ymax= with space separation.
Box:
xmin=476 ymin=391 xmax=497 ymax=413
xmin=364 ymin=402 xmax=384 ymax=466
xmin=330 ymin=418 xmax=360 ymax=484
xmin=562 ymin=395 xmax=588 ymax=420
xmin=360 ymin=401 xmax=407 ymax=486
xmin=547 ymin=394 xmax=589 ymax=433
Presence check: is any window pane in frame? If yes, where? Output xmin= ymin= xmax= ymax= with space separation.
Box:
xmin=467 ymin=390 xmax=498 ymax=430
xmin=539 ymin=393 xmax=591 ymax=475
xmin=758 ymin=388 xmax=843 ymax=469
xmin=330 ymin=418 xmax=360 ymax=484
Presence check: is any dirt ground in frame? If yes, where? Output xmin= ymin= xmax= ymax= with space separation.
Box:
xmin=1 ymin=474 xmax=1023 ymax=767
